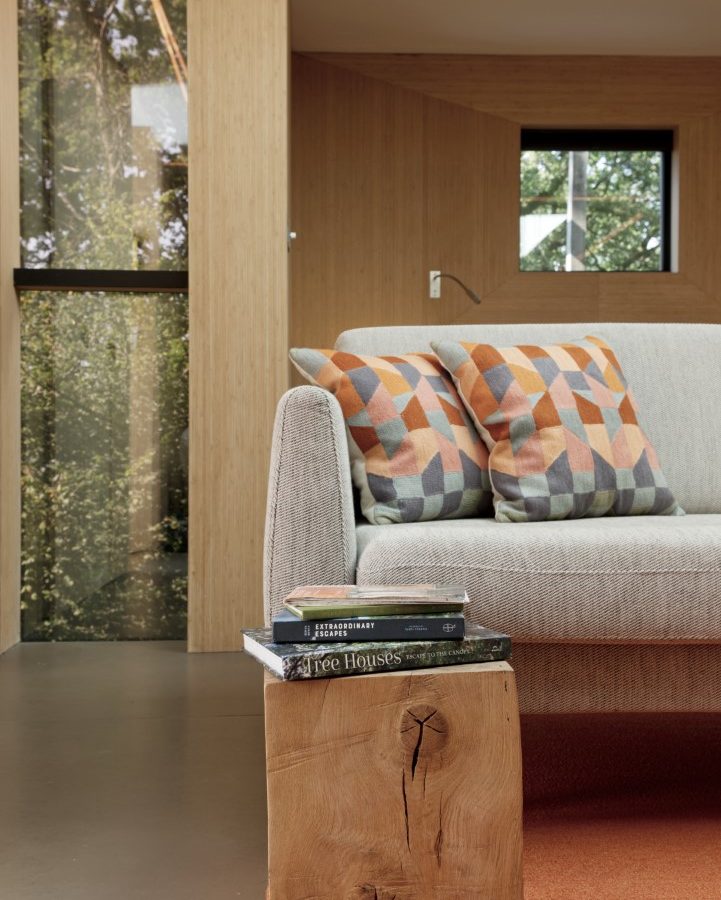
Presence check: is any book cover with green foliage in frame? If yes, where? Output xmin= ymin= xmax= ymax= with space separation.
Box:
xmin=243 ymin=624 xmax=510 ymax=681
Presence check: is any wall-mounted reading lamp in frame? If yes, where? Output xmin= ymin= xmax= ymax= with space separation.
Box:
xmin=429 ymin=270 xmax=481 ymax=305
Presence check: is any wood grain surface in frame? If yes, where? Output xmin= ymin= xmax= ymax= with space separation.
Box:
xmin=265 ymin=662 xmax=523 ymax=899
xmin=311 ymin=54 xmax=721 ymax=125
xmin=0 ymin=1 xmax=20 ymax=653
xmin=188 ymin=0 xmax=289 ymax=648
xmin=290 ymin=52 xmax=721 ymax=357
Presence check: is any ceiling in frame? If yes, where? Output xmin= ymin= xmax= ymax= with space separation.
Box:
xmin=291 ymin=0 xmax=721 ymax=56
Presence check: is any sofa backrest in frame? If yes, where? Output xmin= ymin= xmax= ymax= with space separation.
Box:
xmin=335 ymin=322 xmax=721 ymax=514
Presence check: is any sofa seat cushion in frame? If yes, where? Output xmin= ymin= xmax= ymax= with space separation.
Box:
xmin=356 ymin=515 xmax=721 ymax=643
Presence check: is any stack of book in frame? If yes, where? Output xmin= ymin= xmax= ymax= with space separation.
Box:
xmin=242 ymin=584 xmax=511 ymax=681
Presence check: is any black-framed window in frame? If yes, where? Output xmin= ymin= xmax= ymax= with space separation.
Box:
xmin=520 ymin=129 xmax=673 ymax=273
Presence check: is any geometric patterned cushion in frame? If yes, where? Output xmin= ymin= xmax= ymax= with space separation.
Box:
xmin=290 ymin=349 xmax=493 ymax=525
xmin=431 ymin=335 xmax=683 ymax=523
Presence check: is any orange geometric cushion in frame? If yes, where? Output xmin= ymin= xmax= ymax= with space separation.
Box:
xmin=432 ymin=335 xmax=682 ymax=522
xmin=290 ymin=348 xmax=492 ymax=524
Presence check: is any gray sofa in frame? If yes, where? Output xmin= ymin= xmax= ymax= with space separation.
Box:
xmin=264 ymin=323 xmax=721 ymax=713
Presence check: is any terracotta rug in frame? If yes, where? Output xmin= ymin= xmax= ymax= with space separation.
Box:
xmin=522 ymin=714 xmax=721 ymax=899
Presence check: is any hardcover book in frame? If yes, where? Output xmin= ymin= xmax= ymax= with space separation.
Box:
xmin=283 ymin=584 xmax=469 ymax=620
xmin=242 ymin=624 xmax=510 ymax=681
xmin=271 ymin=609 xmax=465 ymax=643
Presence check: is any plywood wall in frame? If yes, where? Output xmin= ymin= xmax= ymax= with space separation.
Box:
xmin=290 ymin=53 xmax=721 ymax=354
xmin=0 ymin=0 xmax=20 ymax=654
xmin=188 ymin=0 xmax=289 ymax=648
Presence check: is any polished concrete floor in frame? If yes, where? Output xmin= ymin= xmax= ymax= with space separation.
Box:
xmin=0 ymin=642 xmax=268 ymax=899
xmin=4 ymin=642 xmax=719 ymax=899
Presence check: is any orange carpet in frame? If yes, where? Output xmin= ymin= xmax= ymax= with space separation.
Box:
xmin=521 ymin=714 xmax=721 ymax=899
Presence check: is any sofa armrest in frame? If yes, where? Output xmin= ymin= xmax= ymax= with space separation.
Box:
xmin=263 ymin=386 xmax=357 ymax=624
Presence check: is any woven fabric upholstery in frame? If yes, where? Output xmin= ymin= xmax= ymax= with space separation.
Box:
xmin=513 ymin=643 xmax=721 ymax=713
xmin=336 ymin=323 xmax=721 ymax=514
xmin=432 ymin=334 xmax=681 ymax=522
xmin=356 ymin=515 xmax=721 ymax=642
xmin=263 ymin=386 xmax=357 ymax=625
xmin=264 ymin=325 xmax=721 ymax=713
xmin=289 ymin=348 xmax=492 ymax=524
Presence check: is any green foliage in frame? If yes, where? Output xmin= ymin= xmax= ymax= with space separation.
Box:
xmin=20 ymin=0 xmax=187 ymax=269
xmin=520 ymin=149 xmax=663 ymax=272
xmin=21 ymin=293 xmax=188 ymax=641
xmin=19 ymin=1 xmax=188 ymax=641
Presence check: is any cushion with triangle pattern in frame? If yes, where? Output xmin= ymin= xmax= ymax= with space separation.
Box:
xmin=431 ymin=335 xmax=683 ymax=523
xmin=290 ymin=348 xmax=493 ymax=525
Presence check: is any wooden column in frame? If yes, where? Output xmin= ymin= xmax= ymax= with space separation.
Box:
xmin=188 ymin=0 xmax=289 ymax=650
xmin=0 ymin=0 xmax=21 ymax=654
xmin=265 ymin=662 xmax=524 ymax=899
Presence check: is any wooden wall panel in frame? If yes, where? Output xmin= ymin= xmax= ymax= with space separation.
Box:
xmin=598 ymin=274 xmax=719 ymax=322
xmin=188 ymin=0 xmax=289 ymax=649
xmin=478 ymin=273 xmax=601 ymax=325
xmin=0 ymin=0 xmax=20 ymax=654
xmin=291 ymin=56 xmax=528 ymax=349
xmin=422 ymin=97 xmax=482 ymax=327
xmin=290 ymin=54 xmax=426 ymax=352
xmin=679 ymin=113 xmax=721 ymax=300
xmin=479 ymin=115 xmax=520 ymax=302
xmin=312 ymin=54 xmax=721 ymax=125
xmin=423 ymin=100 xmax=518 ymax=324
xmin=292 ymin=53 xmax=721 ymax=340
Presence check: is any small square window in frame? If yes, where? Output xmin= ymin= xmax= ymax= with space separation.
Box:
xmin=520 ymin=129 xmax=673 ymax=272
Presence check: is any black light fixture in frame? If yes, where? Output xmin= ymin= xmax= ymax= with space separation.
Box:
xmin=430 ymin=271 xmax=481 ymax=305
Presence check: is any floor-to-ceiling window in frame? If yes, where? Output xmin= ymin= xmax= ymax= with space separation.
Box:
xmin=17 ymin=0 xmax=188 ymax=640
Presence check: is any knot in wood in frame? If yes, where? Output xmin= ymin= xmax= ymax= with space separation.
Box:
xmin=400 ymin=704 xmax=448 ymax=775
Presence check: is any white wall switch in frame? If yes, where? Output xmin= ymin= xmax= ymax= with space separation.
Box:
xmin=429 ymin=270 xmax=441 ymax=298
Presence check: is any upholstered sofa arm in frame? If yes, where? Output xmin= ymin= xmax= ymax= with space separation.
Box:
xmin=263 ymin=386 xmax=357 ymax=624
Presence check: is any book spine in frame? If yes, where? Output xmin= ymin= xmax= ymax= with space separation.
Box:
xmin=272 ymin=615 xmax=465 ymax=643
xmin=280 ymin=636 xmax=511 ymax=681
xmin=289 ymin=601 xmax=465 ymax=620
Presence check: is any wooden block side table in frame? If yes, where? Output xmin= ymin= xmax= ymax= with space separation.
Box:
xmin=264 ymin=662 xmax=523 ymax=899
